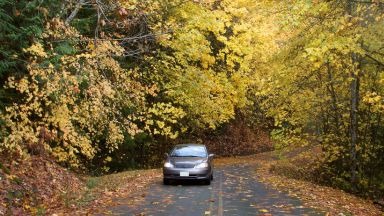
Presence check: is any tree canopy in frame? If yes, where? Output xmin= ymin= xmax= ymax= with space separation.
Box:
xmin=0 ymin=0 xmax=383 ymax=196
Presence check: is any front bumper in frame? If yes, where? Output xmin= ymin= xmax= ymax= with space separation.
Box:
xmin=163 ymin=167 xmax=212 ymax=180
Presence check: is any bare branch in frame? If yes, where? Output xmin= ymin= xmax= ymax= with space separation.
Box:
xmin=365 ymin=53 xmax=384 ymax=67
xmin=65 ymin=0 xmax=86 ymax=26
xmin=51 ymin=31 xmax=170 ymax=43
xmin=94 ymin=0 xmax=101 ymax=46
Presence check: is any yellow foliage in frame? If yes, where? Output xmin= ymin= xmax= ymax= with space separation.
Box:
xmin=1 ymin=19 xmax=147 ymax=168
xmin=143 ymin=102 xmax=186 ymax=138
xmin=23 ymin=43 xmax=47 ymax=58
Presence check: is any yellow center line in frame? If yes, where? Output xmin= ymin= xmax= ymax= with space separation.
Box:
xmin=218 ymin=172 xmax=223 ymax=216
xmin=208 ymin=184 xmax=214 ymax=214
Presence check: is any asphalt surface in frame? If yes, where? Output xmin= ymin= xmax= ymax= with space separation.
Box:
xmin=107 ymin=164 xmax=325 ymax=216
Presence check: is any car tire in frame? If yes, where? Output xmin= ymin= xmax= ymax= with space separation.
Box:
xmin=163 ymin=178 xmax=170 ymax=185
xmin=211 ymin=174 xmax=213 ymax=180
xmin=204 ymin=179 xmax=211 ymax=185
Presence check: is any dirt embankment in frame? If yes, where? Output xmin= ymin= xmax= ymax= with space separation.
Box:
xmin=0 ymin=155 xmax=83 ymax=215
xmin=0 ymin=154 xmax=162 ymax=215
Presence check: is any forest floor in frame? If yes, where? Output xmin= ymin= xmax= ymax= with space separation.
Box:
xmin=1 ymin=147 xmax=383 ymax=215
xmin=0 ymin=155 xmax=161 ymax=215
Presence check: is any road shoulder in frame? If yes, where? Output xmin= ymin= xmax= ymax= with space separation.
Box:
xmin=215 ymin=153 xmax=383 ymax=216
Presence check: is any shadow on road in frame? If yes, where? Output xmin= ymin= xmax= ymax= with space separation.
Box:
xmin=164 ymin=179 xmax=211 ymax=186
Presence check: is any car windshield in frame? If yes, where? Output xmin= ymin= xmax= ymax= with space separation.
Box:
xmin=170 ymin=145 xmax=207 ymax=157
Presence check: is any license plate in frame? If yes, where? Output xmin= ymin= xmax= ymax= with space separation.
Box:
xmin=180 ymin=171 xmax=189 ymax=177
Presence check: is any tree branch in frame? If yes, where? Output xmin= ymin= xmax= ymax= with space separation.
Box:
xmin=365 ymin=53 xmax=384 ymax=67
xmin=65 ymin=0 xmax=86 ymax=26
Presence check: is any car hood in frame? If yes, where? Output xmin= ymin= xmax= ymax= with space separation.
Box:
xmin=169 ymin=157 xmax=207 ymax=164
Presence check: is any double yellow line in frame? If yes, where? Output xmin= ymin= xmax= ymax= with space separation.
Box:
xmin=207 ymin=172 xmax=223 ymax=216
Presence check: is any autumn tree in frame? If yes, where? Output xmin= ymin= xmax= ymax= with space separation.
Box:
xmin=257 ymin=0 xmax=384 ymax=195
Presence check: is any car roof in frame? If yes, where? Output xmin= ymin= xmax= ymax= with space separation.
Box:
xmin=174 ymin=143 xmax=206 ymax=147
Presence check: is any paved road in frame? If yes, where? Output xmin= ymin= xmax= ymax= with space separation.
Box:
xmin=107 ymin=164 xmax=324 ymax=216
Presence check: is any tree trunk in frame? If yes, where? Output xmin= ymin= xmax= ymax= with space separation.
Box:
xmin=326 ymin=63 xmax=341 ymax=135
xmin=350 ymin=63 xmax=359 ymax=187
xmin=347 ymin=0 xmax=359 ymax=188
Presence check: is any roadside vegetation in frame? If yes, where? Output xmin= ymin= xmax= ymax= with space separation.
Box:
xmin=264 ymin=147 xmax=384 ymax=215
xmin=0 ymin=0 xmax=383 ymax=214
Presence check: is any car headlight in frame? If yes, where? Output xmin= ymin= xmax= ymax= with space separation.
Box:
xmin=195 ymin=162 xmax=208 ymax=168
xmin=164 ymin=162 xmax=174 ymax=168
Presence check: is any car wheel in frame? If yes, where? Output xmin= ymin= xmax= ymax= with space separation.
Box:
xmin=163 ymin=178 xmax=170 ymax=185
xmin=211 ymin=174 xmax=213 ymax=180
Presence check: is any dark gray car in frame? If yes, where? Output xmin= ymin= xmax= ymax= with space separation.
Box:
xmin=163 ymin=144 xmax=214 ymax=185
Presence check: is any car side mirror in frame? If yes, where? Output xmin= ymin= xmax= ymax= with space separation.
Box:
xmin=209 ymin=154 xmax=215 ymax=158
xmin=164 ymin=153 xmax=169 ymax=159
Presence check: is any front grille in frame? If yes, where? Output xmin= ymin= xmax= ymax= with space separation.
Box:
xmin=174 ymin=163 xmax=195 ymax=168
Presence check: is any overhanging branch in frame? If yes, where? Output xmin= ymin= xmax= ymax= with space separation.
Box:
xmin=65 ymin=0 xmax=86 ymax=26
